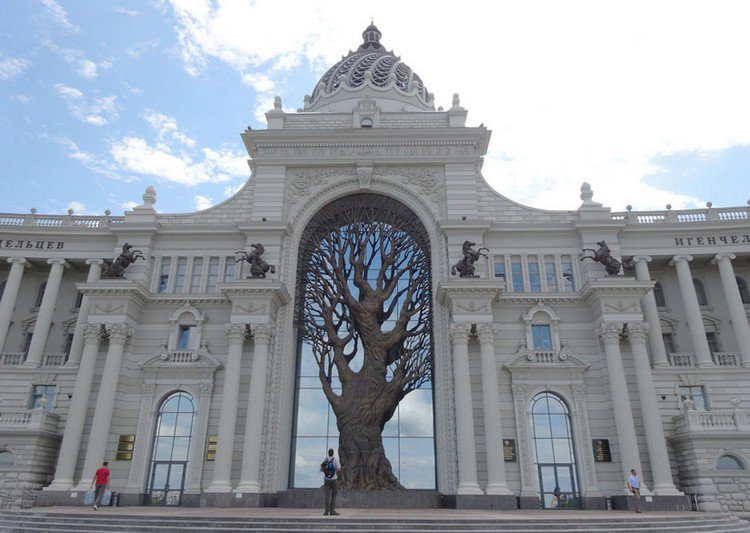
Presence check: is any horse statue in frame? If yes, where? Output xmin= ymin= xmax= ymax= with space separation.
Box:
xmin=236 ymin=243 xmax=276 ymax=278
xmin=451 ymin=240 xmax=489 ymax=277
xmin=581 ymin=240 xmax=622 ymax=275
xmin=102 ymin=243 xmax=145 ymax=278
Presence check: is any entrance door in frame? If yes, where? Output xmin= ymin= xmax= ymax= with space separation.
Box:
xmin=148 ymin=461 xmax=187 ymax=506
xmin=530 ymin=391 xmax=580 ymax=509
xmin=538 ymin=463 xmax=576 ymax=509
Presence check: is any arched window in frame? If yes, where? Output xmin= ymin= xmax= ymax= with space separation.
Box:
xmin=693 ymin=278 xmax=708 ymax=306
xmin=716 ymin=454 xmax=745 ymax=470
xmin=737 ymin=277 xmax=750 ymax=305
xmin=35 ymin=281 xmax=47 ymax=307
xmin=653 ymin=281 xmax=667 ymax=307
xmin=147 ymin=391 xmax=195 ymax=506
xmin=531 ymin=392 xmax=579 ymax=509
xmin=0 ymin=450 xmax=15 ymax=466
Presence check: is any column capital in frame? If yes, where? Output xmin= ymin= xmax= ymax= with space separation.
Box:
xmin=598 ymin=322 xmax=623 ymax=344
xmin=711 ymin=252 xmax=736 ymax=264
xmin=631 ymin=255 xmax=652 ymax=265
xmin=105 ymin=323 xmax=131 ymax=345
xmin=475 ymin=323 xmax=498 ymax=343
xmin=85 ymin=258 xmax=105 ymax=266
xmin=226 ymin=323 xmax=248 ymax=342
xmin=669 ymin=254 xmax=693 ymax=266
xmin=627 ymin=321 xmax=649 ymax=343
xmin=47 ymin=258 xmax=69 ymax=268
xmin=449 ymin=323 xmax=472 ymax=344
xmin=82 ymin=323 xmax=103 ymax=343
xmin=251 ymin=323 xmax=274 ymax=343
xmin=6 ymin=257 xmax=28 ymax=267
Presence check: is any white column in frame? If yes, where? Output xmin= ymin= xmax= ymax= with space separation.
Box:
xmin=476 ymin=324 xmax=512 ymax=495
xmin=47 ymin=324 xmax=103 ymax=490
xmin=713 ymin=253 xmax=750 ymax=366
xmin=23 ymin=258 xmax=68 ymax=367
xmin=628 ymin=322 xmax=681 ymax=495
xmin=450 ymin=323 xmax=482 ymax=494
xmin=236 ymin=324 xmax=273 ymax=493
xmin=65 ymin=259 xmax=103 ymax=367
xmin=632 ymin=256 xmax=669 ymax=368
xmin=206 ymin=323 xmax=247 ymax=492
xmin=76 ymin=323 xmax=131 ymax=489
xmin=670 ymin=255 xmax=713 ymax=367
xmin=599 ymin=322 xmax=644 ymax=491
xmin=0 ymin=257 xmax=28 ymax=352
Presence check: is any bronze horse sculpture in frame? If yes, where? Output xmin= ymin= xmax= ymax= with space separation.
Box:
xmin=451 ymin=240 xmax=489 ymax=277
xmin=236 ymin=243 xmax=276 ymax=278
xmin=581 ymin=240 xmax=622 ymax=275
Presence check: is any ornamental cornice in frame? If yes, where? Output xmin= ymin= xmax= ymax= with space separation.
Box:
xmin=286 ymin=168 xmax=351 ymax=205
xmin=627 ymin=321 xmax=649 ymax=342
xmin=475 ymin=323 xmax=498 ymax=342
xmin=448 ymin=323 xmax=472 ymax=343
xmin=226 ymin=323 xmax=249 ymax=341
xmin=251 ymin=323 xmax=274 ymax=342
xmin=105 ymin=323 xmax=132 ymax=344
xmin=598 ymin=322 xmax=624 ymax=343
xmin=256 ymin=142 xmax=478 ymax=159
xmin=137 ymin=349 xmax=223 ymax=370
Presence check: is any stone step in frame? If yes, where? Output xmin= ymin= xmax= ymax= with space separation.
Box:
xmin=1 ymin=511 xmax=749 ymax=533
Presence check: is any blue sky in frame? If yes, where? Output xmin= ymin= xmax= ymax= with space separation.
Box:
xmin=1 ymin=0 xmax=749 ymax=216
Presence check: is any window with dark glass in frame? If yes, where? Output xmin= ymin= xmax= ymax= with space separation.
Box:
xmin=511 ymin=256 xmax=523 ymax=292
xmin=158 ymin=259 xmax=171 ymax=293
xmin=528 ymin=257 xmax=541 ymax=292
xmin=64 ymin=333 xmax=74 ymax=360
xmin=178 ymin=325 xmax=193 ymax=350
xmin=561 ymin=257 xmax=575 ymax=291
xmin=653 ymin=281 xmax=667 ymax=307
xmin=493 ymin=257 xmax=506 ymax=281
xmin=737 ymin=277 xmax=750 ymax=305
xmin=544 ymin=257 xmax=557 ymax=292
xmin=679 ymin=385 xmax=708 ymax=411
xmin=28 ymin=384 xmax=56 ymax=410
xmin=0 ymin=450 xmax=15 ymax=465
xmin=35 ymin=282 xmax=47 ymax=307
xmin=0 ymin=280 xmax=6 ymax=300
xmin=705 ymin=332 xmax=719 ymax=354
xmin=693 ymin=278 xmax=708 ymax=306
xmin=223 ymin=260 xmax=235 ymax=282
xmin=716 ymin=455 xmax=744 ymax=470
xmin=662 ymin=333 xmax=675 ymax=354
xmin=174 ymin=259 xmax=187 ymax=293
xmin=206 ymin=258 xmax=219 ymax=292
xmin=73 ymin=290 xmax=84 ymax=309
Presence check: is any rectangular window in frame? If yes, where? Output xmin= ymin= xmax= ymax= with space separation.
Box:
xmin=178 ymin=325 xmax=194 ymax=350
xmin=206 ymin=258 xmax=220 ymax=292
xmin=532 ymin=325 xmax=553 ymax=351
xmin=224 ymin=259 xmax=235 ymax=282
xmin=190 ymin=258 xmax=203 ymax=293
xmin=74 ymin=291 xmax=84 ymax=309
xmin=158 ymin=258 xmax=171 ymax=293
xmin=23 ymin=333 xmax=33 ymax=358
xmin=705 ymin=332 xmax=719 ymax=354
xmin=493 ymin=257 xmax=506 ymax=281
xmin=511 ymin=256 xmax=524 ymax=292
xmin=679 ymin=385 xmax=708 ymax=411
xmin=562 ymin=256 xmax=575 ymax=292
xmin=662 ymin=333 xmax=675 ymax=354
xmin=174 ymin=258 xmax=187 ymax=293
xmin=64 ymin=333 xmax=74 ymax=360
xmin=544 ymin=256 xmax=557 ymax=292
xmin=528 ymin=257 xmax=541 ymax=292
xmin=29 ymin=385 xmax=56 ymax=410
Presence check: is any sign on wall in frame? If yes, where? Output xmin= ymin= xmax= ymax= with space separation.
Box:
xmin=503 ymin=439 xmax=517 ymax=462
xmin=592 ymin=439 xmax=612 ymax=462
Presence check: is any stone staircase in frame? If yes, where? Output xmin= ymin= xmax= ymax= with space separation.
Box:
xmin=1 ymin=509 xmax=749 ymax=532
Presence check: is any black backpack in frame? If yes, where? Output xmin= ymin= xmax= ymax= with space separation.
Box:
xmin=322 ymin=459 xmax=336 ymax=479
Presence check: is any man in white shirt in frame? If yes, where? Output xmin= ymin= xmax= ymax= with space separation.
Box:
xmin=627 ymin=468 xmax=643 ymax=513
xmin=320 ymin=448 xmax=342 ymax=516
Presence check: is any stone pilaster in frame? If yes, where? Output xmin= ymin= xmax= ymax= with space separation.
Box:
xmin=65 ymin=258 xmax=104 ymax=366
xmin=23 ymin=258 xmax=68 ymax=366
xmin=236 ymin=324 xmax=274 ymax=493
xmin=475 ymin=324 xmax=511 ymax=495
xmin=76 ymin=323 xmax=131 ymax=489
xmin=627 ymin=322 xmax=681 ymax=495
xmin=670 ymin=255 xmax=713 ymax=367
xmin=46 ymin=323 xmax=103 ymax=490
xmin=599 ymin=322 xmax=644 ymax=491
xmin=712 ymin=253 xmax=750 ymax=366
xmin=450 ymin=322 xmax=482 ymax=494
xmin=206 ymin=323 xmax=248 ymax=492
xmin=0 ymin=257 xmax=28 ymax=352
xmin=632 ymin=256 xmax=668 ymax=368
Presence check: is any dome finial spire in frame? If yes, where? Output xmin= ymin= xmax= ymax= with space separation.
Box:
xmin=360 ymin=21 xmax=382 ymax=51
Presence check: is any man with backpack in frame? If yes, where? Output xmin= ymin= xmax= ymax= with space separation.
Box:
xmin=320 ymin=448 xmax=341 ymax=516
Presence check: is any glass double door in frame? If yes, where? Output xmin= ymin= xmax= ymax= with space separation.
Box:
xmin=148 ymin=461 xmax=186 ymax=506
xmin=538 ymin=463 xmax=577 ymax=509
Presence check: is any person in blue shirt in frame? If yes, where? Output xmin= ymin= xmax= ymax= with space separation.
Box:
xmin=627 ymin=468 xmax=643 ymax=513
xmin=320 ymin=448 xmax=342 ymax=516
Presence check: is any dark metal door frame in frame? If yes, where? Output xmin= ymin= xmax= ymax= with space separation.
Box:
xmin=537 ymin=463 xmax=579 ymax=509
xmin=148 ymin=460 xmax=187 ymax=506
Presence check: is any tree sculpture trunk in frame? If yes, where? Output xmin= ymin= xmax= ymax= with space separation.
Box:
xmin=297 ymin=194 xmax=433 ymax=490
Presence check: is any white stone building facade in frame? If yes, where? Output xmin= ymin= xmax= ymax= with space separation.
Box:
xmin=1 ymin=25 xmax=749 ymax=512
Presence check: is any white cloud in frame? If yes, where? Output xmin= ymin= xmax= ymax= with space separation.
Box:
xmin=54 ymin=137 xmax=135 ymax=182
xmin=0 ymin=57 xmax=32 ymax=80
xmin=75 ymin=59 xmax=111 ymax=79
xmin=223 ymin=182 xmax=244 ymax=198
xmin=66 ymin=200 xmax=87 ymax=214
xmin=10 ymin=94 xmax=32 ymax=104
xmin=121 ymin=200 xmax=139 ymax=210
xmin=163 ymin=0 xmax=750 ymax=210
xmin=125 ymin=39 xmax=160 ymax=58
xmin=41 ymin=0 xmax=79 ymax=33
xmin=114 ymin=6 xmax=139 ymax=16
xmin=242 ymin=72 xmax=275 ymax=92
xmin=193 ymin=195 xmax=213 ymax=210
xmin=143 ymin=111 xmax=196 ymax=148
xmin=54 ymin=84 xmax=119 ymax=126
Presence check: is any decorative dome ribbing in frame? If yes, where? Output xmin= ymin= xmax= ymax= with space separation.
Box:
xmin=305 ymin=23 xmax=433 ymax=111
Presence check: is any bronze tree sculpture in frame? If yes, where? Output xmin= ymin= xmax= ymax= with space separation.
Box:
xmin=296 ymin=194 xmax=433 ymax=490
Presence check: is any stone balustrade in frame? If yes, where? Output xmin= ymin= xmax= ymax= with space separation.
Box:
xmin=0 ymin=212 xmax=124 ymax=228
xmin=668 ymin=352 xmax=695 ymax=367
xmin=0 ymin=409 xmax=59 ymax=434
xmin=611 ymin=205 xmax=749 ymax=225
xmin=673 ymin=409 xmax=750 ymax=434
xmin=666 ymin=352 xmax=740 ymax=368
xmin=1 ymin=352 xmax=69 ymax=366
xmin=533 ymin=351 xmax=556 ymax=363
xmin=712 ymin=352 xmax=739 ymax=367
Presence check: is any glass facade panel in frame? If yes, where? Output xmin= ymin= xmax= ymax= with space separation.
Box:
xmin=174 ymin=259 xmax=187 ymax=293
xmin=544 ymin=257 xmax=557 ymax=291
xmin=532 ymin=325 xmax=552 ymax=351
xmin=159 ymin=259 xmax=171 ymax=293
xmin=493 ymin=257 xmax=506 ymax=281
xmin=561 ymin=257 xmax=575 ymax=291
xmin=528 ymin=257 xmax=541 ymax=292
xmin=224 ymin=260 xmax=235 ymax=282
xmin=206 ymin=258 xmax=219 ymax=292
xmin=190 ymin=259 xmax=202 ymax=292
xmin=511 ymin=256 xmax=524 ymax=292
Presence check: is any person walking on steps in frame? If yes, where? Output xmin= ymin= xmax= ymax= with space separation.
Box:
xmin=321 ymin=448 xmax=341 ymax=516
xmin=91 ymin=461 xmax=110 ymax=510
xmin=627 ymin=468 xmax=643 ymax=513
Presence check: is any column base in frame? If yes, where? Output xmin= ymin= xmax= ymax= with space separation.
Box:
xmin=73 ymin=482 xmax=91 ymax=492
xmin=456 ymin=483 xmax=483 ymax=495
xmin=484 ymin=482 xmax=514 ymax=496
xmin=610 ymin=494 xmax=692 ymax=512
xmin=63 ymin=362 xmax=79 ymax=369
xmin=19 ymin=361 xmax=40 ymax=368
xmin=696 ymin=360 xmax=716 ymax=368
xmin=652 ymin=483 xmax=684 ymax=496
xmin=651 ymin=362 xmax=670 ymax=369
xmin=204 ymin=482 xmax=234 ymax=493
xmin=44 ymin=480 xmax=74 ymax=492
xmin=233 ymin=482 xmax=261 ymax=494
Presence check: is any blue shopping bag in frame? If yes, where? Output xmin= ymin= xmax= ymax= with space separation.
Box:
xmin=84 ymin=490 xmax=94 ymax=506
xmin=101 ymin=490 xmax=111 ymax=506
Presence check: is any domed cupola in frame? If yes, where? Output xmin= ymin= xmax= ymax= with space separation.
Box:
xmin=303 ymin=23 xmax=435 ymax=113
